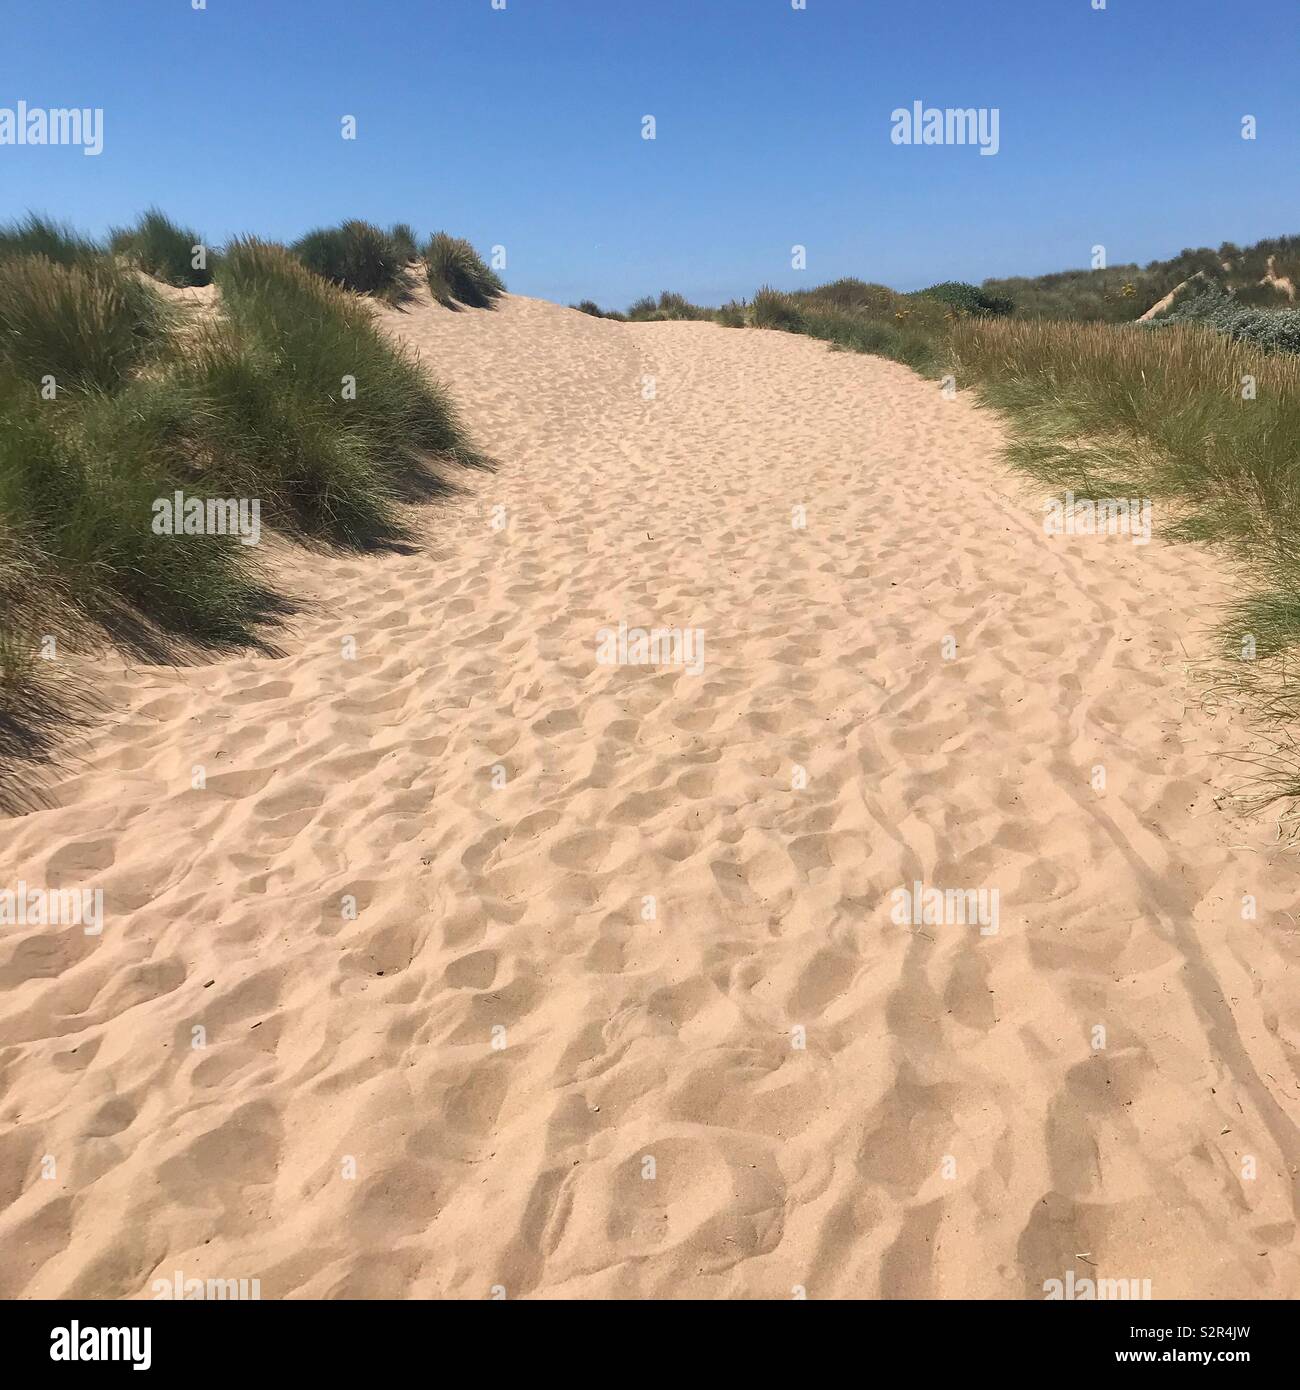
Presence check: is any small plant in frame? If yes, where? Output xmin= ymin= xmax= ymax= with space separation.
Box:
xmin=751 ymin=287 xmax=805 ymax=332
xmin=0 ymin=254 xmax=169 ymax=393
xmin=0 ymin=213 xmax=102 ymax=267
xmin=292 ymin=220 xmax=406 ymax=298
xmin=1152 ymin=283 xmax=1300 ymax=355
xmin=0 ymin=214 xmax=489 ymax=716
xmin=387 ymin=223 xmax=421 ymax=263
xmin=623 ymin=291 xmax=713 ymax=322
xmin=918 ymin=281 xmax=1014 ymax=317
xmin=110 ymin=208 xmax=213 ymax=287
xmin=215 ymin=238 xmax=481 ymax=540
xmin=0 ymin=372 xmax=262 ymax=650
xmin=423 ymin=232 xmax=504 ymax=309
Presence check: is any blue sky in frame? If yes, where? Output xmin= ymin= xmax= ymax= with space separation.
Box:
xmin=1 ymin=0 xmax=1295 ymax=306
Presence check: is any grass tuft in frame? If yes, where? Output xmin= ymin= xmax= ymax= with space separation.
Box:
xmin=423 ymin=233 xmax=505 ymax=309
xmin=215 ymin=238 xmax=481 ymax=538
xmin=293 ymin=220 xmax=406 ymax=299
xmin=110 ymin=208 xmax=214 ymax=286
xmin=1 ymin=219 xmax=485 ymax=724
xmin=0 ymin=213 xmax=103 ymax=267
xmin=387 ymin=223 xmax=421 ymax=263
xmin=0 ymin=254 xmax=170 ymax=393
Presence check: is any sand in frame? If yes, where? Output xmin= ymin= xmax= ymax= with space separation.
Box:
xmin=1 ymin=288 xmax=1298 ymax=1300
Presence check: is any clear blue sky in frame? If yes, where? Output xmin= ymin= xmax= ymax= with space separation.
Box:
xmin=2 ymin=0 xmax=1296 ymax=306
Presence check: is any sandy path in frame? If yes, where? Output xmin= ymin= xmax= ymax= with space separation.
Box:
xmin=1 ymin=292 xmax=1298 ymax=1299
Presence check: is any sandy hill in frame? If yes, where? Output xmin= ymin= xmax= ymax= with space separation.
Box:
xmin=1 ymin=290 xmax=1298 ymax=1298
xmin=983 ymin=234 xmax=1300 ymax=321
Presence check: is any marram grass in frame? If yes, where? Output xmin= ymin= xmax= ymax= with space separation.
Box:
xmin=0 ymin=213 xmax=484 ymax=730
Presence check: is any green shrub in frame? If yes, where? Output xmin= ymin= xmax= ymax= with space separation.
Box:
xmin=751 ymin=287 xmax=806 ymax=332
xmin=0 ymin=374 xmax=260 ymax=646
xmin=0 ymin=214 xmax=102 ymax=267
xmin=655 ymin=291 xmax=711 ymax=321
xmin=789 ymin=278 xmax=898 ymax=314
xmin=293 ymin=220 xmax=405 ymax=298
xmin=1153 ymin=284 xmax=1300 ymax=355
xmin=423 ymin=232 xmax=504 ymax=308
xmin=972 ymin=241 xmax=1298 ymax=322
xmin=0 ymin=254 xmax=169 ymax=393
xmin=387 ymin=223 xmax=420 ymax=263
xmin=798 ymin=308 xmax=897 ymax=353
xmin=947 ymin=315 xmax=1300 ymax=650
xmin=919 ymin=280 xmax=1014 ymax=317
xmin=624 ymin=291 xmax=713 ymax=322
xmin=215 ymin=239 xmax=480 ymax=540
xmin=0 ymin=219 xmax=487 ymax=715
xmin=110 ymin=208 xmax=213 ymax=286
xmin=177 ymin=324 xmax=395 ymax=542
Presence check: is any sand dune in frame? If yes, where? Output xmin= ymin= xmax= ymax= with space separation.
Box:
xmin=1 ymin=288 xmax=1298 ymax=1299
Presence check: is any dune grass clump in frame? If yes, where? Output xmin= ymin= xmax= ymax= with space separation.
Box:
xmin=110 ymin=208 xmax=213 ymax=287
xmin=176 ymin=324 xmax=395 ymax=544
xmin=0 ymin=214 xmax=103 ymax=267
xmin=220 ymin=239 xmax=477 ymax=462
xmin=214 ymin=238 xmax=480 ymax=540
xmin=0 ymin=254 xmax=170 ymax=393
xmin=0 ymin=368 xmax=264 ymax=667
xmin=943 ymin=315 xmax=1300 ymax=805
xmin=751 ymin=287 xmax=806 ymax=332
xmin=798 ymin=307 xmax=904 ymax=354
xmin=788 ymin=278 xmax=900 ymax=315
xmin=624 ymin=291 xmax=713 ymax=322
xmin=292 ymin=220 xmax=406 ymax=299
xmin=0 ymin=506 xmax=64 ymax=703
xmin=1 ymin=220 xmax=486 ymax=722
xmin=948 ymin=316 xmax=1300 ymax=668
xmin=599 ymin=277 xmax=950 ymax=366
xmin=423 ymin=232 xmax=504 ymax=309
xmin=387 ymin=223 xmax=420 ymax=263
xmin=571 ymin=300 xmax=628 ymax=321
xmin=735 ymin=283 xmax=943 ymax=370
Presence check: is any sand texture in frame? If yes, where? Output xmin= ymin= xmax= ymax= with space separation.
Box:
xmin=2 ymin=290 xmax=1298 ymax=1299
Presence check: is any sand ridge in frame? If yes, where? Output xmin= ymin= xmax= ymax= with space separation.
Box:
xmin=1 ymin=288 xmax=1298 ymax=1299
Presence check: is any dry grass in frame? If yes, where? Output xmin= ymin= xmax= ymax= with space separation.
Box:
xmin=947 ymin=316 xmax=1300 ymax=805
